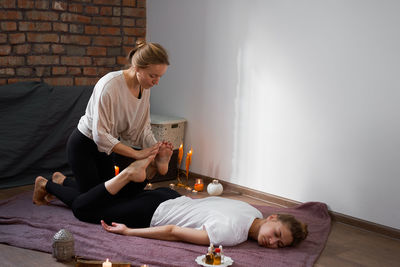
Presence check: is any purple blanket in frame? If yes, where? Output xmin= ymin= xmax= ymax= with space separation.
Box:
xmin=0 ymin=192 xmax=331 ymax=267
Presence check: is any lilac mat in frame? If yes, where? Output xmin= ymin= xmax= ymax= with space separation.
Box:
xmin=0 ymin=191 xmax=331 ymax=267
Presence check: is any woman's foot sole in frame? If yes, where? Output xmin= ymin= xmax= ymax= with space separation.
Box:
xmin=33 ymin=176 xmax=48 ymax=205
xmin=155 ymin=145 xmax=173 ymax=175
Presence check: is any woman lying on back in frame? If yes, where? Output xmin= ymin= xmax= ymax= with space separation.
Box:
xmin=33 ymin=155 xmax=308 ymax=248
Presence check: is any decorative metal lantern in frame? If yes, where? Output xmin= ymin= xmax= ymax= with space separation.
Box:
xmin=52 ymin=229 xmax=75 ymax=261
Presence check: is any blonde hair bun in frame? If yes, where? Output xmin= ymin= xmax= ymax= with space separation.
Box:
xmin=127 ymin=40 xmax=169 ymax=68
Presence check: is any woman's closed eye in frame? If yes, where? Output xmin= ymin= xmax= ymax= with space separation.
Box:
xmin=274 ymin=230 xmax=281 ymax=238
xmin=276 ymin=230 xmax=285 ymax=247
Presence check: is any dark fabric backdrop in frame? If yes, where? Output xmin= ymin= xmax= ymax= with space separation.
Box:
xmin=0 ymin=82 xmax=93 ymax=188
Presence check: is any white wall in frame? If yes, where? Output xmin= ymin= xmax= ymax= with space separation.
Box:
xmin=147 ymin=0 xmax=400 ymax=230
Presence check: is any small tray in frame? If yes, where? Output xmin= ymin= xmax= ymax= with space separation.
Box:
xmin=195 ymin=255 xmax=234 ymax=266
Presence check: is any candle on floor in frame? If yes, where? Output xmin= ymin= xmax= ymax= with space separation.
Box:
xmin=103 ymin=258 xmax=112 ymax=267
xmin=194 ymin=178 xmax=204 ymax=191
xmin=192 ymin=189 xmax=198 ymax=194
xmin=114 ymin=166 xmax=119 ymax=176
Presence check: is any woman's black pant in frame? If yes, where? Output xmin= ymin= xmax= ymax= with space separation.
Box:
xmin=45 ymin=128 xmax=182 ymax=227
xmin=66 ymin=128 xmax=116 ymax=192
xmin=66 ymin=128 xmax=146 ymax=194
xmin=46 ymin=181 xmax=181 ymax=228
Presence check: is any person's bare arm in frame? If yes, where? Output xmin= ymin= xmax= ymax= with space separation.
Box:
xmin=101 ymin=221 xmax=210 ymax=245
xmin=112 ymin=142 xmax=160 ymax=159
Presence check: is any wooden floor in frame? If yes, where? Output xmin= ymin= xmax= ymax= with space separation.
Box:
xmin=1 ymin=181 xmax=400 ymax=267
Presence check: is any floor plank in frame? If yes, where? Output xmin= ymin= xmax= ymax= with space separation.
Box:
xmin=0 ymin=243 xmax=74 ymax=267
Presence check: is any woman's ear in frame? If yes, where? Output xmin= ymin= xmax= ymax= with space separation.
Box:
xmin=266 ymin=214 xmax=278 ymax=221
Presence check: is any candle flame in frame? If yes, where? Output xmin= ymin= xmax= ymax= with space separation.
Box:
xmin=114 ymin=166 xmax=119 ymax=176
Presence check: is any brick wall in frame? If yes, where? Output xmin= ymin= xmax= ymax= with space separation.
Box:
xmin=0 ymin=0 xmax=146 ymax=86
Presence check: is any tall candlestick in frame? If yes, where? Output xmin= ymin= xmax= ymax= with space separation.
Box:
xmin=175 ymin=143 xmax=185 ymax=187
xmin=177 ymin=143 xmax=183 ymax=168
xmin=185 ymin=148 xmax=193 ymax=179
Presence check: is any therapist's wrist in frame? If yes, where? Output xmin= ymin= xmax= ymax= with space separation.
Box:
xmin=130 ymin=148 xmax=139 ymax=159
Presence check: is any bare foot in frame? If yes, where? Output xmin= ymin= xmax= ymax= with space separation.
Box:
xmin=125 ymin=155 xmax=155 ymax=182
xmin=155 ymin=143 xmax=173 ymax=175
xmin=33 ymin=176 xmax=49 ymax=205
xmin=43 ymin=172 xmax=66 ymax=202
xmin=52 ymin=172 xmax=66 ymax=184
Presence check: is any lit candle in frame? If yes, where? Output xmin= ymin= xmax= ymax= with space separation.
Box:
xmin=114 ymin=166 xmax=119 ymax=176
xmin=194 ymin=178 xmax=204 ymax=191
xmin=185 ymin=148 xmax=193 ymax=178
xmin=192 ymin=189 xmax=198 ymax=194
xmin=103 ymin=258 xmax=112 ymax=267
xmin=177 ymin=143 xmax=183 ymax=168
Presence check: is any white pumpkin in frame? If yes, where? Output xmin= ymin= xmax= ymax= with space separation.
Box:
xmin=207 ymin=179 xmax=223 ymax=196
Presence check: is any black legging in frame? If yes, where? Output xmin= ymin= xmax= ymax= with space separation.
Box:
xmin=66 ymin=128 xmax=146 ymax=194
xmin=46 ymin=180 xmax=181 ymax=228
xmin=66 ymin=128 xmax=115 ymax=192
xmin=53 ymin=128 xmax=182 ymax=227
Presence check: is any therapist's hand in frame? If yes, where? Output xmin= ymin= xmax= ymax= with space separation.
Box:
xmin=133 ymin=142 xmax=160 ymax=159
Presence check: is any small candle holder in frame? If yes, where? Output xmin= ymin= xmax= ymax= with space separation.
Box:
xmin=176 ymin=169 xmax=185 ymax=188
xmin=175 ymin=144 xmax=186 ymax=188
xmin=194 ymin=178 xmax=204 ymax=192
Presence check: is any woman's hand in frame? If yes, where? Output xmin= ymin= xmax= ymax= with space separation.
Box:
xmin=133 ymin=143 xmax=160 ymax=159
xmin=101 ymin=220 xmax=128 ymax=235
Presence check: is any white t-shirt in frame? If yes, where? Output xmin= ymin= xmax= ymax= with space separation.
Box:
xmin=150 ymin=196 xmax=262 ymax=246
xmin=78 ymin=70 xmax=157 ymax=154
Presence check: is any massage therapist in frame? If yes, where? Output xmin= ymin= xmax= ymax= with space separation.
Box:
xmin=38 ymin=40 xmax=173 ymax=201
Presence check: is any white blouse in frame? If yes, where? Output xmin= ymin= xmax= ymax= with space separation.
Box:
xmin=78 ymin=70 xmax=157 ymax=154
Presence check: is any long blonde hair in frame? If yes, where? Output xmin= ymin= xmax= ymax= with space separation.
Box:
xmin=127 ymin=40 xmax=170 ymax=68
